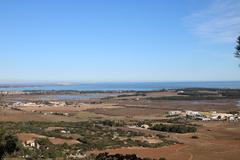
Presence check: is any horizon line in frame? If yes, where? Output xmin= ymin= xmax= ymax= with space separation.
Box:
xmin=1 ymin=80 xmax=240 ymax=84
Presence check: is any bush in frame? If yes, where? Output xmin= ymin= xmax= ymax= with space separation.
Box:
xmin=191 ymin=135 xmax=199 ymax=139
xmin=96 ymin=152 xmax=142 ymax=160
xmin=99 ymin=120 xmax=125 ymax=127
xmin=150 ymin=124 xmax=197 ymax=133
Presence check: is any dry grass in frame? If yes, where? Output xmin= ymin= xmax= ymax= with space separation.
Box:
xmin=0 ymin=108 xmax=79 ymax=122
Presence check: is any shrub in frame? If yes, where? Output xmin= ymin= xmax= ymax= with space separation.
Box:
xmin=150 ymin=124 xmax=197 ymax=133
xmin=191 ymin=135 xmax=199 ymax=139
xmin=96 ymin=152 xmax=142 ymax=160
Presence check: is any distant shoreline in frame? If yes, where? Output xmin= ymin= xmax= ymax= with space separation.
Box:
xmin=1 ymin=81 xmax=240 ymax=92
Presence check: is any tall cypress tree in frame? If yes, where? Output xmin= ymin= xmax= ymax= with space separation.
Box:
xmin=235 ymin=35 xmax=240 ymax=58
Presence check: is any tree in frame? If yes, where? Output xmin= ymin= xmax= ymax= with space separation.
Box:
xmin=96 ymin=152 xmax=142 ymax=160
xmin=0 ymin=130 xmax=19 ymax=160
xmin=234 ymin=35 xmax=240 ymax=58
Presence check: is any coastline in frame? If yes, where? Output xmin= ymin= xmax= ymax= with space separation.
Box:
xmin=1 ymin=81 xmax=240 ymax=92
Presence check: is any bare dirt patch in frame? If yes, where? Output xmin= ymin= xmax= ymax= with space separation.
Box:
xmin=168 ymin=122 xmax=240 ymax=160
xmin=89 ymin=144 xmax=188 ymax=160
xmin=17 ymin=133 xmax=79 ymax=145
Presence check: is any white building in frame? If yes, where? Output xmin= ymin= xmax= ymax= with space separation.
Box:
xmin=177 ymin=91 xmax=184 ymax=94
xmin=168 ymin=111 xmax=182 ymax=116
xmin=211 ymin=112 xmax=233 ymax=120
xmin=186 ymin=110 xmax=200 ymax=116
xmin=140 ymin=124 xmax=150 ymax=129
xmin=23 ymin=140 xmax=40 ymax=149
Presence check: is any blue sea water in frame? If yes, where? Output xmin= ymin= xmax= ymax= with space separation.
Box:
xmin=1 ymin=81 xmax=240 ymax=91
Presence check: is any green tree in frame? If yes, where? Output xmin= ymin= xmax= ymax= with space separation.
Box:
xmin=235 ymin=35 xmax=240 ymax=58
xmin=0 ymin=130 xmax=19 ymax=160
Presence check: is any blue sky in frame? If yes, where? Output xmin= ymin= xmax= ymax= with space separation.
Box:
xmin=0 ymin=0 xmax=240 ymax=82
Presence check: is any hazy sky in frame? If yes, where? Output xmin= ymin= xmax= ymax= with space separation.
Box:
xmin=0 ymin=0 xmax=240 ymax=82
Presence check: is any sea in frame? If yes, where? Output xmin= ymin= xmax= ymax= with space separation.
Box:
xmin=1 ymin=81 xmax=240 ymax=92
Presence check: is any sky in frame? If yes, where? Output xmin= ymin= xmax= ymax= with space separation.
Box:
xmin=0 ymin=0 xmax=240 ymax=82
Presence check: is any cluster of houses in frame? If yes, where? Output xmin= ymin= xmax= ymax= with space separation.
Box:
xmin=12 ymin=101 xmax=66 ymax=107
xmin=168 ymin=110 xmax=240 ymax=121
xmin=67 ymin=151 xmax=86 ymax=159
xmin=13 ymin=102 xmax=41 ymax=107
xmin=0 ymin=91 xmax=26 ymax=95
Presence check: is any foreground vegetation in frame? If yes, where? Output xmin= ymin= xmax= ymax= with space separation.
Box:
xmin=95 ymin=152 xmax=166 ymax=160
xmin=0 ymin=120 xmax=177 ymax=159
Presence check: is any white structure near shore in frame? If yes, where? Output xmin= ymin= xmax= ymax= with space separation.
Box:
xmin=168 ymin=110 xmax=239 ymax=122
xmin=168 ymin=111 xmax=182 ymax=116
